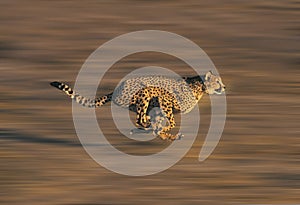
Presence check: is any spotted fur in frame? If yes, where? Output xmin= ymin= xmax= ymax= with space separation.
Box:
xmin=50 ymin=71 xmax=225 ymax=140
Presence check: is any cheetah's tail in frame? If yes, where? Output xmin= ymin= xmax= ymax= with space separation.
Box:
xmin=50 ymin=81 xmax=112 ymax=108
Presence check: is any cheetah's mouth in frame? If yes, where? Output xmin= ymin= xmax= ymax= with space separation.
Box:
xmin=214 ymin=88 xmax=223 ymax=95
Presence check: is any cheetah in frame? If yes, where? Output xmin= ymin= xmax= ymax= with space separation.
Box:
xmin=50 ymin=71 xmax=225 ymax=140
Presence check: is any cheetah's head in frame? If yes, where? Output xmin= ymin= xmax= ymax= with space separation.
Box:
xmin=203 ymin=71 xmax=226 ymax=95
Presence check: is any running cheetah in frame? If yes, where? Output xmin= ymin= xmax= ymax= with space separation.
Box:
xmin=50 ymin=71 xmax=225 ymax=140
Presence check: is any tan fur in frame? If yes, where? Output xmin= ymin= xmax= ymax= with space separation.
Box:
xmin=50 ymin=71 xmax=225 ymax=140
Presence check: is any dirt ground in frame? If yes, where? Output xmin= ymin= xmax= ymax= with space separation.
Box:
xmin=0 ymin=1 xmax=299 ymax=204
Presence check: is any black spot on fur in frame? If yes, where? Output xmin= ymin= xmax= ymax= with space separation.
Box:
xmin=60 ymin=84 xmax=65 ymax=90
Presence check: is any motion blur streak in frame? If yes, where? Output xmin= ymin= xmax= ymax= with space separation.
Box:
xmin=0 ymin=1 xmax=299 ymax=204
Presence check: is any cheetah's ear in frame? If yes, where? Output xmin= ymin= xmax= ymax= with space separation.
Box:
xmin=205 ymin=71 xmax=213 ymax=81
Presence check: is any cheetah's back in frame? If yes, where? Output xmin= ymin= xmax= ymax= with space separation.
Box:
xmin=112 ymin=76 xmax=197 ymax=113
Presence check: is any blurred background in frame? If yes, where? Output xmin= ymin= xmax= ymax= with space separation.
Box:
xmin=0 ymin=1 xmax=299 ymax=204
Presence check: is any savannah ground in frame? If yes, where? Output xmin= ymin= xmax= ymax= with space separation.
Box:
xmin=0 ymin=1 xmax=299 ymax=204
